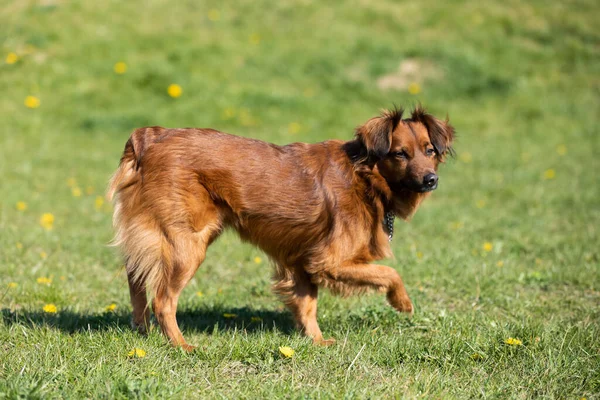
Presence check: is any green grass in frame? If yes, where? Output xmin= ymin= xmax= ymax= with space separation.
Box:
xmin=1 ymin=0 xmax=599 ymax=398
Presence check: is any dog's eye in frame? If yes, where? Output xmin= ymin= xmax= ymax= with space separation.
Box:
xmin=393 ymin=150 xmax=408 ymax=159
xmin=426 ymin=148 xmax=436 ymax=157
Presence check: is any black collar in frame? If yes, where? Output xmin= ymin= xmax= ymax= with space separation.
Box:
xmin=384 ymin=211 xmax=395 ymax=241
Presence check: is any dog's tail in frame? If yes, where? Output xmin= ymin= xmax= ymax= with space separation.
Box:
xmin=107 ymin=126 xmax=164 ymax=202
xmin=107 ymin=127 xmax=171 ymax=293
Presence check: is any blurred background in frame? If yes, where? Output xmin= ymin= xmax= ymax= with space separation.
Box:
xmin=1 ymin=0 xmax=599 ymax=397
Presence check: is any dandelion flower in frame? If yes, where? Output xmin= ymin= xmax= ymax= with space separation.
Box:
xmin=24 ymin=96 xmax=40 ymax=109
xmin=504 ymin=337 xmax=522 ymax=346
xmin=37 ymin=277 xmax=52 ymax=285
xmin=288 ymin=122 xmax=301 ymax=134
xmin=167 ymin=84 xmax=182 ymax=98
xmin=407 ymin=83 xmax=421 ymax=95
xmin=223 ymin=313 xmax=237 ymax=319
xmin=8 ymin=282 xmax=18 ymax=289
xmin=254 ymin=256 xmax=262 ymax=264
xmin=483 ymin=242 xmax=493 ymax=252
xmin=128 ymin=348 xmax=146 ymax=358
xmin=113 ymin=61 xmax=127 ymax=74
xmin=105 ymin=303 xmax=117 ymax=312
xmin=470 ymin=353 xmax=484 ymax=361
xmin=196 ymin=291 xmax=203 ymax=297
xmin=221 ymin=107 xmax=236 ymax=120
xmin=94 ymin=196 xmax=104 ymax=210
xmin=208 ymin=9 xmax=220 ymax=21
xmin=39 ymin=251 xmax=48 ymax=259
xmin=16 ymin=242 xmax=23 ymax=249
xmin=16 ymin=201 xmax=27 ymax=211
xmin=6 ymin=52 xmax=19 ymax=64
xmin=543 ymin=169 xmax=555 ymax=180
xmin=496 ymin=260 xmax=504 ymax=267
xmin=416 ymin=251 xmax=424 ymax=259
xmin=279 ymin=346 xmax=294 ymax=358
xmin=71 ymin=187 xmax=82 ymax=197
xmin=249 ymin=33 xmax=261 ymax=45
xmin=43 ymin=304 xmax=57 ymax=313
xmin=40 ymin=213 xmax=54 ymax=230
xmin=459 ymin=152 xmax=472 ymax=163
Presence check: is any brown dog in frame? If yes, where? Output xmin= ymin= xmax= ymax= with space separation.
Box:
xmin=107 ymin=106 xmax=454 ymax=351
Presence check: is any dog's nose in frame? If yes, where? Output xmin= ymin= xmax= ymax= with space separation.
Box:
xmin=423 ymin=173 xmax=438 ymax=189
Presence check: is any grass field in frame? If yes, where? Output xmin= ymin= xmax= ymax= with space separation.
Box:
xmin=1 ymin=0 xmax=599 ymax=398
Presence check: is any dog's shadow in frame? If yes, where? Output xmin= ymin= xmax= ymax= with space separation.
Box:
xmin=0 ymin=306 xmax=296 ymax=335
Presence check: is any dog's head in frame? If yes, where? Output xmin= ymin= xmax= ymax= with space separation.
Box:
xmin=355 ymin=106 xmax=455 ymax=193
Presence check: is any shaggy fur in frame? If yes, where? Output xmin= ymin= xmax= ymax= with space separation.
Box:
xmin=107 ymin=105 xmax=455 ymax=350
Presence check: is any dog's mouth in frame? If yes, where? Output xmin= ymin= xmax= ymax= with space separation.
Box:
xmin=389 ymin=181 xmax=438 ymax=193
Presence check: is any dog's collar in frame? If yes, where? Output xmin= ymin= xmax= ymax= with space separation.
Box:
xmin=384 ymin=211 xmax=395 ymax=241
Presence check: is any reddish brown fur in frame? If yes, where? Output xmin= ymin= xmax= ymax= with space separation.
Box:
xmin=107 ymin=105 xmax=454 ymax=350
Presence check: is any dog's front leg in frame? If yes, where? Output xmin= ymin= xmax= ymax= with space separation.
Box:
xmin=328 ymin=263 xmax=414 ymax=314
xmin=274 ymin=267 xmax=335 ymax=346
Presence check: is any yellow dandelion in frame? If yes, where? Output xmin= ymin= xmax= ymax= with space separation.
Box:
xmin=8 ymin=282 xmax=18 ymax=289
xmin=196 ymin=291 xmax=203 ymax=297
xmin=288 ymin=122 xmax=301 ymax=134
xmin=16 ymin=242 xmax=23 ymax=249
xmin=39 ymin=251 xmax=48 ymax=259
xmin=504 ymin=337 xmax=522 ymax=346
xmin=71 ymin=187 xmax=82 ymax=197
xmin=223 ymin=313 xmax=237 ymax=319
xmin=94 ymin=196 xmax=104 ymax=210
xmin=249 ymin=33 xmax=261 ymax=45
xmin=105 ymin=303 xmax=117 ymax=312
xmin=543 ymin=169 xmax=555 ymax=180
xmin=167 ymin=84 xmax=182 ymax=98
xmin=40 ymin=213 xmax=55 ymax=230
xmin=496 ymin=260 xmax=504 ymax=267
xmin=86 ymin=186 xmax=95 ymax=195
xmin=556 ymin=144 xmax=567 ymax=156
xmin=128 ymin=348 xmax=146 ymax=358
xmin=43 ymin=304 xmax=57 ymax=313
xmin=6 ymin=52 xmax=19 ymax=64
xmin=37 ymin=276 xmax=52 ymax=285
xmin=24 ymin=96 xmax=40 ymax=109
xmin=67 ymin=177 xmax=77 ymax=187
xmin=470 ymin=353 xmax=484 ymax=361
xmin=254 ymin=256 xmax=262 ymax=264
xmin=16 ymin=201 xmax=27 ymax=211
xmin=113 ymin=61 xmax=127 ymax=74
xmin=303 ymin=87 xmax=315 ymax=98
xmin=459 ymin=152 xmax=472 ymax=163
xmin=483 ymin=242 xmax=493 ymax=252
xmin=279 ymin=346 xmax=294 ymax=358
xmin=450 ymin=221 xmax=464 ymax=230
xmin=476 ymin=199 xmax=486 ymax=209
xmin=408 ymin=82 xmax=421 ymax=95
xmin=251 ymin=316 xmax=262 ymax=322
xmin=208 ymin=9 xmax=220 ymax=21
xmin=221 ymin=107 xmax=236 ymax=120
xmin=416 ymin=251 xmax=424 ymax=259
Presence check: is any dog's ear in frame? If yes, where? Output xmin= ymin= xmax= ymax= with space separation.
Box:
xmin=412 ymin=106 xmax=455 ymax=161
xmin=355 ymin=108 xmax=403 ymax=161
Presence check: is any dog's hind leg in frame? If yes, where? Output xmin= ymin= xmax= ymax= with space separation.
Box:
xmin=127 ymin=263 xmax=150 ymax=334
xmin=273 ymin=266 xmax=335 ymax=346
xmin=152 ymin=224 xmax=219 ymax=352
